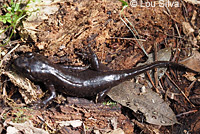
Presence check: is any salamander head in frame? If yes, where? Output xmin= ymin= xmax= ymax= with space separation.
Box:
xmin=13 ymin=52 xmax=36 ymax=79
xmin=13 ymin=52 xmax=49 ymax=80
xmin=13 ymin=52 xmax=33 ymax=70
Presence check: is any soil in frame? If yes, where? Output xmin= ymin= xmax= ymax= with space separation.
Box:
xmin=0 ymin=0 xmax=200 ymax=133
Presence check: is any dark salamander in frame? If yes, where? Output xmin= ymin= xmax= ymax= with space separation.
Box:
xmin=13 ymin=49 xmax=199 ymax=105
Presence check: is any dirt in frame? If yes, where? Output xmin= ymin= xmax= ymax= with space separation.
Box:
xmin=0 ymin=0 xmax=200 ymax=133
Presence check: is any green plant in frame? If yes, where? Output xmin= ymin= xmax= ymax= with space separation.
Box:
xmin=2 ymin=107 xmax=33 ymax=123
xmin=0 ymin=0 xmax=31 ymax=45
xmin=103 ymin=101 xmax=117 ymax=107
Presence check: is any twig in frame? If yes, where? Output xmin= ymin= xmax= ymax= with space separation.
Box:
xmin=165 ymin=72 xmax=195 ymax=107
xmin=146 ymin=71 xmax=156 ymax=90
xmin=0 ymin=43 xmax=20 ymax=69
xmin=163 ymin=6 xmax=181 ymax=38
xmin=185 ymin=80 xmax=196 ymax=97
xmin=37 ymin=115 xmax=56 ymax=131
xmin=164 ymin=34 xmax=182 ymax=38
xmin=109 ymin=37 xmax=146 ymax=41
xmin=176 ymin=109 xmax=198 ymax=117
xmin=154 ymin=43 xmax=158 ymax=90
xmin=180 ymin=0 xmax=188 ymax=21
xmin=118 ymin=1 xmax=148 ymax=57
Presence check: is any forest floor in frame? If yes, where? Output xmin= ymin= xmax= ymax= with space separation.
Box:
xmin=0 ymin=0 xmax=200 ymax=133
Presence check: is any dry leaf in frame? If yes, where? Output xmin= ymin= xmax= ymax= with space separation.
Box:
xmin=58 ymin=120 xmax=83 ymax=128
xmin=22 ymin=0 xmax=60 ymax=41
xmin=108 ymin=81 xmax=178 ymax=126
xmin=179 ymin=51 xmax=200 ymax=72
xmin=6 ymin=121 xmax=48 ymax=134
xmin=137 ymin=47 xmax=171 ymax=79
xmin=2 ymin=71 xmax=43 ymax=104
xmin=183 ymin=0 xmax=200 ymax=4
xmin=182 ymin=22 xmax=194 ymax=35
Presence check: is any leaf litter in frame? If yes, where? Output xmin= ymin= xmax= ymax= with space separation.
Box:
xmin=0 ymin=0 xmax=200 ymax=133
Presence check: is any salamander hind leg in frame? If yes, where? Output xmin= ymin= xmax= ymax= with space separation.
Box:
xmin=95 ymin=88 xmax=112 ymax=103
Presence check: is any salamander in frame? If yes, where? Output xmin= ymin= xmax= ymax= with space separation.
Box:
xmin=12 ymin=48 xmax=199 ymax=105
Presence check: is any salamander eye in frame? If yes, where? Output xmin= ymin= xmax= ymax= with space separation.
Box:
xmin=25 ymin=52 xmax=33 ymax=58
xmin=26 ymin=67 xmax=31 ymax=73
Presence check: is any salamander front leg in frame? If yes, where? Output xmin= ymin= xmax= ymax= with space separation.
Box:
xmin=32 ymin=84 xmax=56 ymax=109
xmin=42 ymin=84 xmax=56 ymax=105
